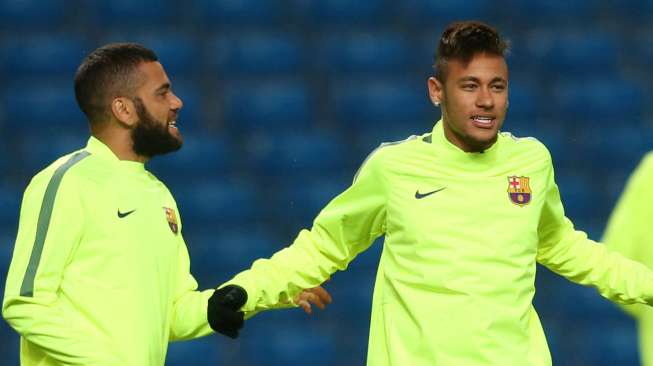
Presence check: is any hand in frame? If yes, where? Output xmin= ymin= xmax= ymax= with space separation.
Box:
xmin=294 ymin=286 xmax=332 ymax=314
xmin=207 ymin=285 xmax=247 ymax=339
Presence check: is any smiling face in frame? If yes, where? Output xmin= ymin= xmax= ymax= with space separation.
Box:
xmin=129 ymin=61 xmax=184 ymax=158
xmin=428 ymin=52 xmax=508 ymax=152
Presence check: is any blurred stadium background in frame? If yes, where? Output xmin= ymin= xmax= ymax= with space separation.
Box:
xmin=1 ymin=0 xmax=652 ymax=365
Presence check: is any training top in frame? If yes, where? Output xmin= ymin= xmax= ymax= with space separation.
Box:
xmin=603 ymin=152 xmax=653 ymax=366
xmin=2 ymin=137 xmax=214 ymax=366
xmin=225 ymin=121 xmax=653 ymax=366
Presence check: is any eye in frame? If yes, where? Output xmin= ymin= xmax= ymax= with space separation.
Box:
xmin=461 ymin=83 xmax=477 ymax=91
xmin=491 ymin=84 xmax=506 ymax=92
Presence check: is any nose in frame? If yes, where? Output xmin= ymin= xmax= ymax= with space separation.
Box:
xmin=476 ymin=87 xmax=494 ymax=109
xmin=170 ymin=91 xmax=183 ymax=111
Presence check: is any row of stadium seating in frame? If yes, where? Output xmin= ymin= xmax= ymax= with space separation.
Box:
xmin=1 ymin=77 xmax=649 ymax=136
xmin=3 ymin=0 xmax=653 ymax=30
xmin=2 ymin=30 xmax=653 ymax=78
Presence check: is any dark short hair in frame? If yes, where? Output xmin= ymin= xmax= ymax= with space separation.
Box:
xmin=74 ymin=43 xmax=158 ymax=124
xmin=433 ymin=21 xmax=509 ymax=83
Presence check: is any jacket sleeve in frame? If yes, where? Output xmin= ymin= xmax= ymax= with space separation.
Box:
xmin=222 ymin=150 xmax=387 ymax=316
xmin=536 ymin=156 xmax=653 ymax=305
xmin=602 ymin=153 xmax=653 ymax=318
xmin=2 ymin=172 xmax=116 ymax=365
xmin=168 ymin=231 xmax=214 ymax=341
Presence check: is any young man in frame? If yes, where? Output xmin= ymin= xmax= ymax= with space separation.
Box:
xmin=2 ymin=43 xmax=329 ymax=366
xmin=217 ymin=21 xmax=653 ymax=365
xmin=603 ymin=152 xmax=653 ymax=366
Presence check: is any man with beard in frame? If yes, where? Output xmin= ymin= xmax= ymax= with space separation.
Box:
xmin=2 ymin=43 xmax=330 ymax=365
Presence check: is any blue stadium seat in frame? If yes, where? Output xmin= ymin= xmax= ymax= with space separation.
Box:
xmin=17 ymin=134 xmax=87 ymax=179
xmin=555 ymin=173 xmax=601 ymax=224
xmin=505 ymin=35 xmax=538 ymax=77
xmin=192 ymin=0 xmax=285 ymax=27
xmin=246 ymin=132 xmax=348 ymax=178
xmin=270 ymin=177 xmax=350 ymax=228
xmin=505 ymin=0 xmax=600 ymax=25
xmin=168 ymin=80 xmax=204 ymax=132
xmin=187 ymin=229 xmax=278 ymax=282
xmin=0 ymin=329 xmax=19 ymax=366
xmin=291 ymin=0 xmax=394 ymax=27
xmin=205 ymin=33 xmax=303 ymax=77
xmin=553 ymin=283 xmax=628 ymax=324
xmin=414 ymin=33 xmax=439 ymax=75
xmin=0 ymin=232 xmax=19 ymax=365
xmin=173 ymin=180 xmax=259 ymax=226
xmin=3 ymin=82 xmax=86 ymax=136
xmin=574 ymin=323 xmax=639 ymax=366
xmin=166 ymin=337 xmax=221 ymax=366
xmin=0 ymin=142 xmax=9 ymax=179
xmin=629 ymin=30 xmax=653 ymax=68
xmin=537 ymin=135 xmax=567 ymax=169
xmin=328 ymin=268 xmax=376 ymax=318
xmin=506 ymin=81 xmax=541 ymax=121
xmin=0 ymin=35 xmax=90 ymax=77
xmin=243 ymin=320 xmax=339 ymax=366
xmin=0 ymin=0 xmax=68 ymax=30
xmin=604 ymin=0 xmax=653 ymax=21
xmin=148 ymin=135 xmax=233 ymax=183
xmin=100 ymin=32 xmax=201 ymax=78
xmin=398 ymin=0 xmax=494 ymax=26
xmin=576 ymin=126 xmax=651 ymax=171
xmin=0 ymin=184 xmax=21 ymax=233
xmin=315 ymin=32 xmax=414 ymax=75
xmin=553 ymin=79 xmax=644 ymax=122
xmin=88 ymin=0 xmax=177 ymax=28
xmin=221 ymin=82 xmax=313 ymax=132
xmin=542 ymin=33 xmax=618 ymax=77
xmin=333 ymin=80 xmax=432 ymax=131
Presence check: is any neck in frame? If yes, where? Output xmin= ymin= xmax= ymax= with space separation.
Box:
xmin=91 ymin=123 xmax=148 ymax=163
xmin=441 ymin=118 xmax=494 ymax=153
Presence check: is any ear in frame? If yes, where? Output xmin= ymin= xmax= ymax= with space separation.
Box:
xmin=110 ymin=97 xmax=138 ymax=127
xmin=427 ymin=77 xmax=443 ymax=107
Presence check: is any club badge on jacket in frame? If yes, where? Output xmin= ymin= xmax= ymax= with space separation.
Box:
xmin=508 ymin=176 xmax=532 ymax=207
xmin=164 ymin=207 xmax=179 ymax=234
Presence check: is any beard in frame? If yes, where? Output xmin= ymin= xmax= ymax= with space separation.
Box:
xmin=131 ymin=98 xmax=183 ymax=158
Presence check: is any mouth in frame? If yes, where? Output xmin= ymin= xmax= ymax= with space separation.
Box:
xmin=470 ymin=115 xmax=495 ymax=129
xmin=168 ymin=120 xmax=178 ymax=130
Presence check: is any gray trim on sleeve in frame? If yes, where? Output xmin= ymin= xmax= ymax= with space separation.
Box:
xmin=20 ymin=151 xmax=90 ymax=297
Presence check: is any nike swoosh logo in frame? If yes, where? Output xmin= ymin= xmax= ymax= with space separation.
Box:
xmin=117 ymin=209 xmax=136 ymax=218
xmin=415 ymin=187 xmax=446 ymax=199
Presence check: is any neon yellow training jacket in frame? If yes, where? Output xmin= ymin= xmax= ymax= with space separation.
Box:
xmin=225 ymin=121 xmax=653 ymax=365
xmin=3 ymin=137 xmax=214 ymax=365
xmin=603 ymin=152 xmax=653 ymax=366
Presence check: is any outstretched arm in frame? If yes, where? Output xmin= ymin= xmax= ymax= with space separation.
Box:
xmin=221 ymin=150 xmax=387 ymax=317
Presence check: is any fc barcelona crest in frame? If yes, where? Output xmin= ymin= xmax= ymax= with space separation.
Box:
xmin=507 ymin=176 xmax=532 ymax=207
xmin=164 ymin=207 xmax=179 ymax=234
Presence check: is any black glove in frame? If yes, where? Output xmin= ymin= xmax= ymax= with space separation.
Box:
xmin=207 ymin=285 xmax=248 ymax=339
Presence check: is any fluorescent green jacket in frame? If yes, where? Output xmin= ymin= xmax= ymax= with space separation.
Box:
xmin=226 ymin=121 xmax=653 ymax=365
xmin=603 ymin=152 xmax=653 ymax=366
xmin=2 ymin=137 xmax=214 ymax=365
